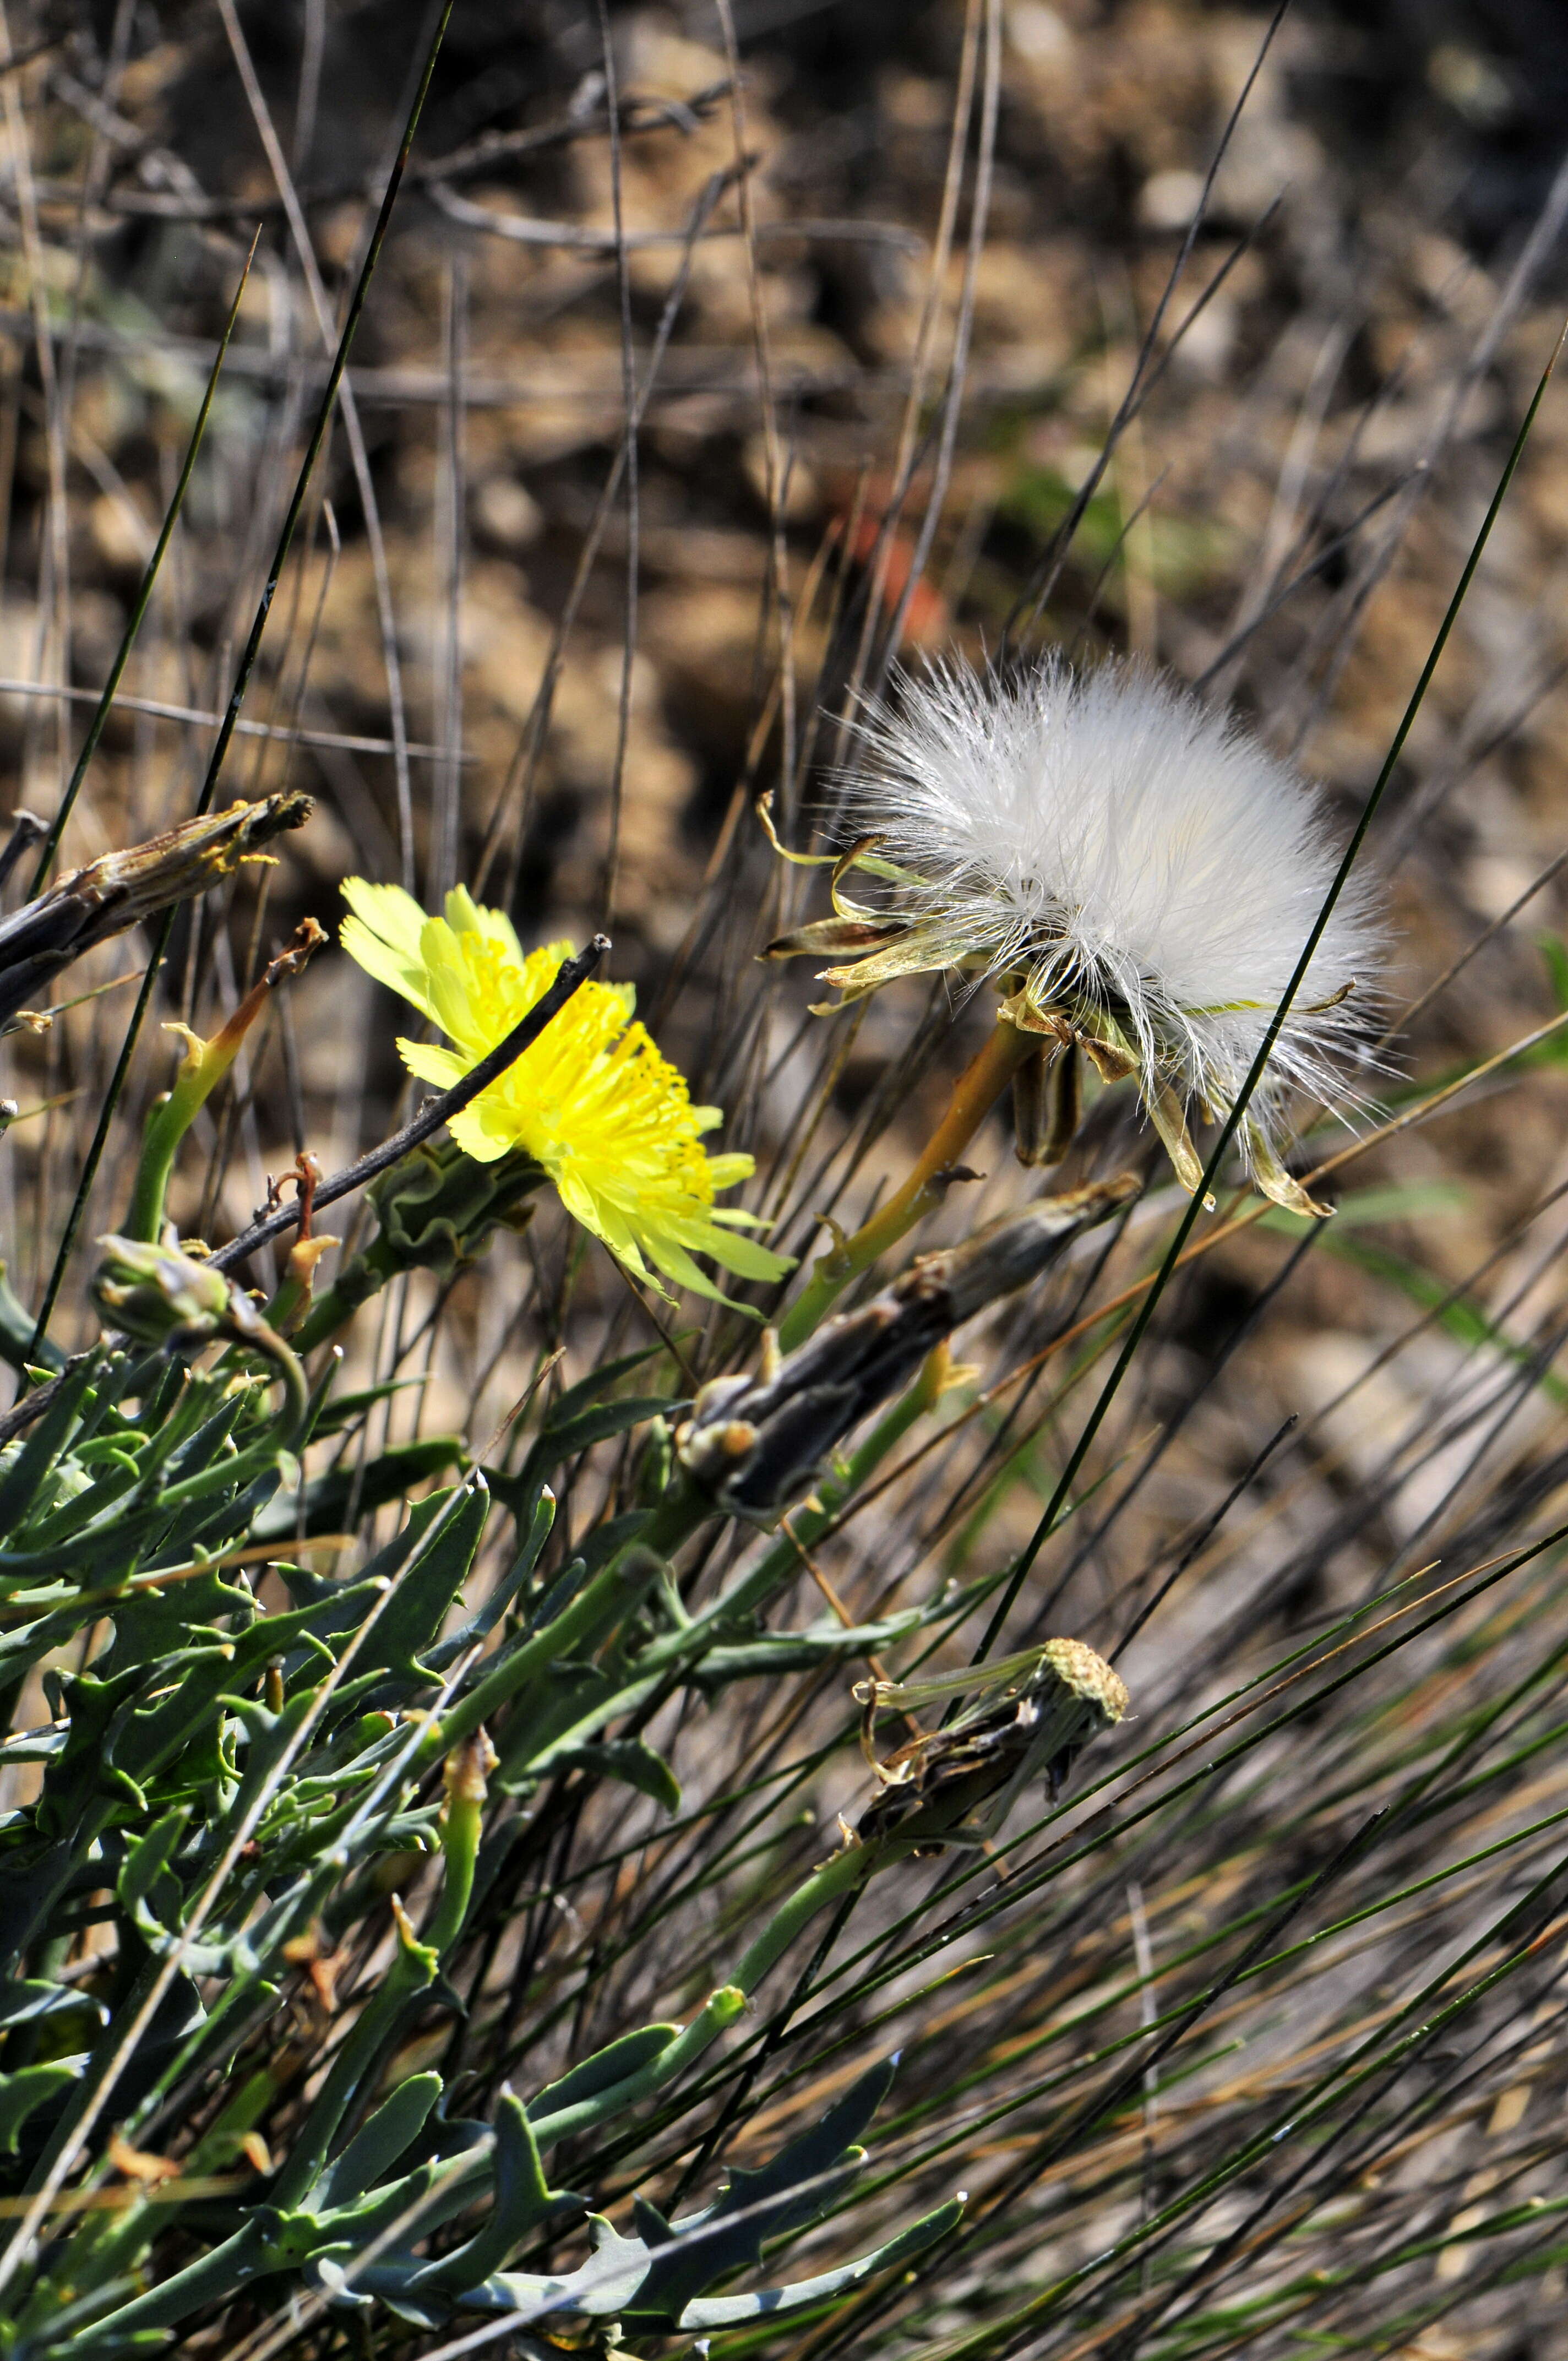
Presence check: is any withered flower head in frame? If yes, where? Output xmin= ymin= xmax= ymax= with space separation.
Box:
xmin=677 ymin=1177 xmax=1137 ymax=1520
xmin=0 ymin=793 xmax=313 ymax=1031
xmin=858 ymin=1637 xmax=1130 ymax=1851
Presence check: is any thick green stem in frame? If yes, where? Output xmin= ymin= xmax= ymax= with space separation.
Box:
xmin=778 ymin=1019 xmax=1035 ymax=1350
xmin=126 ymin=1022 xmax=257 ymax=1246
xmin=424 ymin=1732 xmax=491 ymax=1956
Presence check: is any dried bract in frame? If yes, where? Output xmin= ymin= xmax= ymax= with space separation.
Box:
xmin=0 ymin=792 xmax=313 ymax=1030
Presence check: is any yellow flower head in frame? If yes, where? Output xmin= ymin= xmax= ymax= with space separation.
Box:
xmin=341 ymin=879 xmax=792 ymax=1305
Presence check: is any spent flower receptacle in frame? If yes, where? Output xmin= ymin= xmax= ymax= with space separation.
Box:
xmin=856 ymin=1638 xmax=1130 ymax=1849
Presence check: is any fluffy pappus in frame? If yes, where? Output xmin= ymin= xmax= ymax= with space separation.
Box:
xmin=810 ymin=656 xmax=1385 ymax=1198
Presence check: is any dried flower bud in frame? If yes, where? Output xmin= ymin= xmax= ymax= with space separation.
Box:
xmin=677 ymin=1176 xmax=1138 ymax=1520
xmin=443 ymin=1726 xmax=498 ymax=1808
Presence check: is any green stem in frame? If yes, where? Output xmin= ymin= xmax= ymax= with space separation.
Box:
xmin=778 ymin=1019 xmax=1035 ymax=1350
xmin=636 ymin=1346 xmax=956 ymax=1678
xmin=425 ymin=1490 xmax=700 ymax=1762
xmin=124 ymin=1092 xmax=200 ymax=1247
xmin=424 ymin=1734 xmax=489 ymax=1956
xmin=527 ymin=1836 xmax=895 ymax=2154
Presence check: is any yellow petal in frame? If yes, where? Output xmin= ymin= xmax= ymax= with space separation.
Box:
xmin=342 ymin=885 xmax=441 ymax=1020
xmin=396 ymin=1037 xmax=467 ymax=1090
xmin=356 ymin=879 xmax=780 ymax=1303
xmin=443 ymin=883 xmax=528 ymax=969
xmin=342 ymin=877 xmax=427 ymax=962
xmin=685 ymin=1227 xmax=793 ymax=1281
xmin=641 ymin=1230 xmax=735 ymax=1305
xmin=704 ymin=1152 xmax=757 ymax=1189
xmin=445 ymin=1102 xmax=512 ymax=1165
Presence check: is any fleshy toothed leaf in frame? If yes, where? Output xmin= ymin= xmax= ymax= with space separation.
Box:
xmin=626 ymin=2057 xmax=900 ymax=2322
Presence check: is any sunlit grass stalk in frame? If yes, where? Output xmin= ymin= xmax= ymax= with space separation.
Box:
xmin=778 ymin=1020 xmax=1035 ymax=1348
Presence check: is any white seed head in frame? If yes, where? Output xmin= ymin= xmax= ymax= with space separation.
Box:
xmin=843 ymin=655 xmax=1383 ymax=1156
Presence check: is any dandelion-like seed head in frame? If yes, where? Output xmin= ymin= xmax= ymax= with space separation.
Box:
xmin=768 ymin=656 xmax=1384 ymax=1212
xmin=341 ymin=879 xmax=792 ymax=1304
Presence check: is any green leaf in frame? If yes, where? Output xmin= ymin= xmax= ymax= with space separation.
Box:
xmin=627 ymin=2055 xmax=900 ymax=2322
xmin=1540 ymin=930 xmax=1568 ymax=1011
xmin=504 ymin=1346 xmax=684 ymax=1489
xmin=314 ymin=2074 xmax=443 ymax=2208
xmin=308 ymin=1375 xmax=429 ymax=1439
xmin=426 ymin=1486 xmax=555 ymax=1671
xmin=692 ymin=1609 xmax=924 ymax=1690
xmin=280 ymin=1483 xmax=490 ymax=1703
xmin=0 ymin=1351 xmax=101 ymax=1538
xmin=0 ymin=1977 xmax=105 ymax=2033
xmin=537 ymin=1345 xmax=669 ymax=1431
xmin=540 ymin=1396 xmax=684 ymax=1467
xmin=532 ymin=2023 xmax=680 ymax=2117
xmin=546 ymin=1736 xmax=681 ymax=1811
xmin=410 ymin=2091 xmax=574 ymax=2292
xmin=473 ymin=2215 xmax=652 ymax=2322
xmin=250 ymin=1435 xmax=469 ymax=1543
xmin=118 ymin=1803 xmax=192 ymax=1939
xmin=676 ymin=2197 xmax=965 ymax=2329
xmin=0 ymin=2057 xmax=83 ymax=2153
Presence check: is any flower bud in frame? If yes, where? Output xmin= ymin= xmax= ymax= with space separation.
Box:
xmin=92 ymin=1236 xmax=233 ymax=1350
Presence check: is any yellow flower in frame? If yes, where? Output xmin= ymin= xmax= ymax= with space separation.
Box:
xmin=340 ymin=879 xmax=792 ymax=1305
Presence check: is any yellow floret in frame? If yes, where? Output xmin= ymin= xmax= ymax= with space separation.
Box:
xmin=341 ymin=879 xmax=792 ymax=1305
